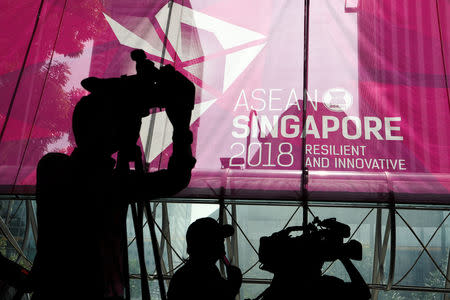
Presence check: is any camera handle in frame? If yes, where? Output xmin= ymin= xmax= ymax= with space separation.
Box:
xmin=282 ymin=224 xmax=317 ymax=236
xmin=283 ymin=226 xmax=304 ymax=233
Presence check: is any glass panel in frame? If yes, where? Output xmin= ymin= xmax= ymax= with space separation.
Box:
xmin=1 ymin=200 xmax=448 ymax=299
xmin=0 ymin=200 xmax=35 ymax=265
xmin=240 ymin=283 xmax=269 ymax=300
xmin=129 ymin=279 xmax=162 ymax=300
xmin=393 ymin=209 xmax=449 ymax=289
xmin=377 ymin=290 xmax=445 ymax=300
xmin=310 ymin=206 xmax=385 ymax=284
xmin=231 ymin=204 xmax=304 ymax=280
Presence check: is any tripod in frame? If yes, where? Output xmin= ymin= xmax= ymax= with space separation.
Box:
xmin=117 ymin=147 xmax=167 ymax=300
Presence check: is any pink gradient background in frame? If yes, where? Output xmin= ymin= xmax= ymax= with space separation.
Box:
xmin=0 ymin=0 xmax=448 ymax=202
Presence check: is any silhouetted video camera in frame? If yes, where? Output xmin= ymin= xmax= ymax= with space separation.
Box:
xmin=80 ymin=49 xmax=195 ymax=119
xmin=258 ymin=218 xmax=362 ymax=273
xmin=77 ymin=49 xmax=195 ymax=162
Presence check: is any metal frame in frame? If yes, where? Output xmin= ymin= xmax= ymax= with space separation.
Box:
xmin=1 ymin=1 xmax=449 ymax=299
xmin=1 ymin=197 xmax=449 ymax=300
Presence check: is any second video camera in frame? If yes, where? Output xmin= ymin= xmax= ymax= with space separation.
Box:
xmin=258 ymin=218 xmax=362 ymax=273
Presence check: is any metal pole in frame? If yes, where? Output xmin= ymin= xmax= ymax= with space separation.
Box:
xmin=144 ymin=0 xmax=175 ymax=164
xmin=143 ymin=205 xmax=170 ymax=278
xmin=122 ymin=218 xmax=131 ymax=300
xmin=444 ymin=210 xmax=450 ymax=300
xmin=371 ymin=208 xmax=382 ymax=300
xmin=140 ymin=3 xmax=175 ymax=299
xmin=231 ymin=204 xmax=241 ymax=300
xmin=231 ymin=203 xmax=240 ymax=268
xmin=444 ymin=249 xmax=450 ymax=300
xmin=144 ymin=202 xmax=168 ymax=300
xmin=19 ymin=201 xmax=31 ymax=264
xmin=301 ymin=0 xmax=311 ymax=229
xmin=120 ymin=151 xmax=151 ymax=300
xmin=26 ymin=200 xmax=38 ymax=245
xmin=387 ymin=191 xmax=396 ymax=290
xmin=218 ymin=187 xmax=226 ymax=277
xmin=0 ymin=215 xmax=32 ymax=265
xmin=160 ymin=0 xmax=174 ymax=67
xmin=162 ymin=203 xmax=174 ymax=275
xmin=5 ymin=200 xmax=14 ymax=225
xmin=372 ymin=208 xmax=392 ymax=299
xmin=223 ymin=212 xmax=233 ymax=263
xmin=130 ymin=202 xmax=151 ymax=300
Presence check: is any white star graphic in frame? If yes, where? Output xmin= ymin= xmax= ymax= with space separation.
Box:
xmin=104 ymin=2 xmax=266 ymax=163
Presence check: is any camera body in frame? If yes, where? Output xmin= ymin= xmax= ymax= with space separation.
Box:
xmin=77 ymin=49 xmax=195 ymax=158
xmin=80 ymin=49 xmax=195 ymax=118
xmin=258 ymin=218 xmax=362 ymax=274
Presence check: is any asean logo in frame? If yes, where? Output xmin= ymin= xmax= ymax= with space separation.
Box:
xmin=322 ymin=88 xmax=353 ymax=112
xmin=103 ymin=2 xmax=267 ymax=162
xmin=103 ymin=2 xmax=267 ymax=96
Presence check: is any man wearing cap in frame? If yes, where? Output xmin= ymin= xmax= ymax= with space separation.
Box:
xmin=168 ymin=217 xmax=242 ymax=300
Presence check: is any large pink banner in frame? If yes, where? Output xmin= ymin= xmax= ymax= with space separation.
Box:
xmin=0 ymin=0 xmax=449 ymax=203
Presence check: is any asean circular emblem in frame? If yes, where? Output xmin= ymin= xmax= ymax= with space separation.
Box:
xmin=322 ymin=88 xmax=353 ymax=112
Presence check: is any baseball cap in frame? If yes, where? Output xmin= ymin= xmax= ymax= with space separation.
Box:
xmin=186 ymin=217 xmax=234 ymax=249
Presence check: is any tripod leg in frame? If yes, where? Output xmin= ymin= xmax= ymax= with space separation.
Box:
xmin=144 ymin=201 xmax=167 ymax=300
xmin=123 ymin=212 xmax=131 ymax=300
xmin=131 ymin=202 xmax=151 ymax=300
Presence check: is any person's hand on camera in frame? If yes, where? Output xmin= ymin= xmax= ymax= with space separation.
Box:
xmin=166 ymin=107 xmax=191 ymax=132
xmin=160 ymin=64 xmax=195 ymax=111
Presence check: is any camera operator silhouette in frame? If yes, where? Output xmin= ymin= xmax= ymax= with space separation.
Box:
xmin=257 ymin=218 xmax=371 ymax=300
xmin=167 ymin=217 xmax=242 ymax=300
xmin=31 ymin=49 xmax=196 ymax=300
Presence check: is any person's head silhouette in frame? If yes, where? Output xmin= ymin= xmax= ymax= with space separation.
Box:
xmin=186 ymin=218 xmax=234 ymax=264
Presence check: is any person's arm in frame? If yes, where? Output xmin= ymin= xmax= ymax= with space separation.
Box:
xmin=128 ymin=107 xmax=196 ymax=200
xmin=167 ymin=271 xmax=183 ymax=300
xmin=165 ymin=107 xmax=196 ymax=191
xmin=339 ymin=258 xmax=371 ymax=299
xmin=225 ymin=264 xmax=243 ymax=298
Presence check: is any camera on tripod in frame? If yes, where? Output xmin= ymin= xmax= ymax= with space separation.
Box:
xmin=258 ymin=217 xmax=362 ymax=273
